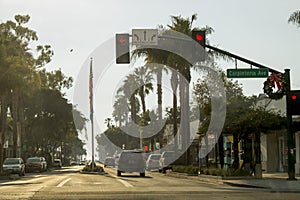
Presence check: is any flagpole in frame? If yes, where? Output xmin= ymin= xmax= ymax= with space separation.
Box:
xmin=89 ymin=57 xmax=95 ymax=169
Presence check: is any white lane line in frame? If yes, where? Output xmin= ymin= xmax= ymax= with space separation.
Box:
xmin=117 ymin=179 xmax=133 ymax=188
xmin=56 ymin=178 xmax=71 ymax=187
xmin=109 ymin=173 xmax=134 ymax=188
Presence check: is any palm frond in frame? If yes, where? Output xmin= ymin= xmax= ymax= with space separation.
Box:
xmin=288 ymin=10 xmax=300 ymax=27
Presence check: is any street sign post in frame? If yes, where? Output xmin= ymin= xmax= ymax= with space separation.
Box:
xmin=227 ymin=68 xmax=269 ymax=78
xmin=132 ymin=29 xmax=158 ymax=45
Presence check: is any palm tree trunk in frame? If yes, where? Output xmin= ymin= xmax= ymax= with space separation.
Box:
xmin=0 ymin=93 xmax=8 ymax=173
xmin=130 ymin=95 xmax=137 ymax=123
xmin=157 ymin=70 xmax=163 ymax=121
xmin=171 ymin=72 xmax=178 ymax=152
xmin=139 ymin=86 xmax=146 ymax=114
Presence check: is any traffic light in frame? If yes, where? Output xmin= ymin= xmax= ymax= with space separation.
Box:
xmin=192 ymin=30 xmax=206 ymax=47
xmin=289 ymin=90 xmax=300 ymax=115
xmin=115 ymin=33 xmax=130 ymax=64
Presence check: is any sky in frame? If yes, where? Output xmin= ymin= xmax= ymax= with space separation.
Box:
xmin=1 ymin=0 xmax=300 ymax=159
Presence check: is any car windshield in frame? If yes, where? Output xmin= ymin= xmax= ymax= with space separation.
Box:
xmin=4 ymin=159 xmax=19 ymax=165
xmin=27 ymin=158 xmax=41 ymax=162
xmin=121 ymin=152 xmax=142 ymax=159
xmin=150 ymin=155 xmax=161 ymax=160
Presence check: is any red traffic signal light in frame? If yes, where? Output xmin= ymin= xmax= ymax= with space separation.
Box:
xmin=196 ymin=34 xmax=203 ymax=42
xmin=192 ymin=30 xmax=206 ymax=47
xmin=289 ymin=90 xmax=300 ymax=115
xmin=116 ymin=33 xmax=130 ymax=64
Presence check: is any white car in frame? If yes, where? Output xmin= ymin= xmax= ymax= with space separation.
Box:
xmin=117 ymin=150 xmax=146 ymax=177
xmin=146 ymin=154 xmax=161 ymax=171
xmin=2 ymin=158 xmax=25 ymax=176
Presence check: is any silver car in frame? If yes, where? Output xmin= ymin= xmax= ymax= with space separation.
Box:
xmin=2 ymin=157 xmax=25 ymax=176
xmin=146 ymin=154 xmax=161 ymax=171
xmin=117 ymin=150 xmax=146 ymax=177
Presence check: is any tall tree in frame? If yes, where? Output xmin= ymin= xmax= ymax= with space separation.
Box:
xmin=0 ymin=15 xmax=53 ymax=162
xmin=133 ymin=66 xmax=153 ymax=115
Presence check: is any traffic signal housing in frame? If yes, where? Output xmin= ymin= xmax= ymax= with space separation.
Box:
xmin=191 ymin=30 xmax=206 ymax=62
xmin=192 ymin=30 xmax=206 ymax=47
xmin=115 ymin=33 xmax=130 ymax=64
xmin=289 ymin=90 xmax=300 ymax=115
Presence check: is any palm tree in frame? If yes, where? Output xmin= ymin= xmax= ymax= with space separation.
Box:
xmin=112 ymin=94 xmax=129 ymax=127
xmin=133 ymin=66 xmax=153 ymax=115
xmin=288 ymin=10 xmax=300 ymax=27
xmin=117 ymin=74 xmax=139 ymax=123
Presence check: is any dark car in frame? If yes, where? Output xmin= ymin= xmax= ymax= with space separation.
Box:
xmin=2 ymin=158 xmax=25 ymax=176
xmin=25 ymin=157 xmax=47 ymax=172
xmin=117 ymin=150 xmax=146 ymax=177
xmin=104 ymin=157 xmax=115 ymax=168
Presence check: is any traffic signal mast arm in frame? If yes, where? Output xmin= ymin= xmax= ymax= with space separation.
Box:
xmin=205 ymin=44 xmax=281 ymax=74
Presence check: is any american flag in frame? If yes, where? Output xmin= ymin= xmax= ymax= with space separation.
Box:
xmin=89 ymin=58 xmax=93 ymax=121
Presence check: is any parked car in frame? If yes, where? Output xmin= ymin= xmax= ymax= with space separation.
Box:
xmin=158 ymin=151 xmax=179 ymax=173
xmin=146 ymin=154 xmax=161 ymax=171
xmin=104 ymin=157 xmax=115 ymax=168
xmin=53 ymin=159 xmax=62 ymax=168
xmin=2 ymin=157 xmax=25 ymax=176
xmin=117 ymin=150 xmax=146 ymax=177
xmin=25 ymin=157 xmax=47 ymax=172
xmin=70 ymin=160 xmax=79 ymax=166
xmin=79 ymin=160 xmax=87 ymax=165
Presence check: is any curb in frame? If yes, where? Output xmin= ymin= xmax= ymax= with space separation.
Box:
xmin=166 ymin=172 xmax=223 ymax=184
xmin=80 ymin=171 xmax=107 ymax=175
xmin=223 ymin=181 xmax=270 ymax=189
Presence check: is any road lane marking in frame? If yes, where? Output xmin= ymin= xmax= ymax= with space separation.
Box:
xmin=57 ymin=178 xmax=71 ymax=187
xmin=117 ymin=179 xmax=133 ymax=188
xmin=109 ymin=172 xmax=133 ymax=188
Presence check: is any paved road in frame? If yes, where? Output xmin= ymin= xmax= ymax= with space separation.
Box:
xmin=0 ymin=166 xmax=299 ymax=199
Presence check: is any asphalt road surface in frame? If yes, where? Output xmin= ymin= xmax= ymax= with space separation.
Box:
xmin=0 ymin=165 xmax=299 ymax=200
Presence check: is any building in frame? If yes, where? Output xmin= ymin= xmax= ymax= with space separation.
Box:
xmin=256 ymin=94 xmax=300 ymax=174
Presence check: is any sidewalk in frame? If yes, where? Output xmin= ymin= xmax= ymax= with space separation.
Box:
xmin=223 ymin=173 xmax=300 ymax=192
xmin=167 ymin=172 xmax=300 ymax=192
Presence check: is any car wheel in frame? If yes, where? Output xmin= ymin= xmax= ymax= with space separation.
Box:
xmin=117 ymin=170 xmax=121 ymax=176
xmin=158 ymin=169 xmax=162 ymax=173
xmin=140 ymin=172 xmax=145 ymax=177
xmin=162 ymin=168 xmax=166 ymax=174
xmin=104 ymin=165 xmax=107 ymax=168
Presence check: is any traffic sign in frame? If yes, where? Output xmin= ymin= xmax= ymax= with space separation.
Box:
xmin=227 ymin=68 xmax=269 ymax=78
xmin=132 ymin=29 xmax=158 ymax=45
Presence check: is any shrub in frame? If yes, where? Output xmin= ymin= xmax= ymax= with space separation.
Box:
xmin=82 ymin=165 xmax=104 ymax=173
xmin=172 ymin=165 xmax=199 ymax=174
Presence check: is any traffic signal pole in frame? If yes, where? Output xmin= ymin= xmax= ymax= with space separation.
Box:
xmin=285 ymin=69 xmax=296 ymax=180
xmin=205 ymin=44 xmax=280 ymax=74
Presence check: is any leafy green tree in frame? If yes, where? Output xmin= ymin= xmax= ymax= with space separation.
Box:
xmin=0 ymin=14 xmax=53 ymax=164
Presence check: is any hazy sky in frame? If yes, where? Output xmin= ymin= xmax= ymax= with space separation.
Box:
xmin=1 ymin=0 xmax=300 ymax=158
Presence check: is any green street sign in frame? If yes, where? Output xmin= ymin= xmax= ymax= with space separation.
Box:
xmin=227 ymin=68 xmax=269 ymax=78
